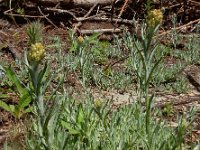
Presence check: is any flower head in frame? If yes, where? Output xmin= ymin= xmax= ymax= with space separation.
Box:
xmin=77 ymin=36 xmax=84 ymax=43
xmin=147 ymin=9 xmax=163 ymax=27
xmin=182 ymin=118 xmax=189 ymax=129
xmin=94 ymin=99 xmax=102 ymax=108
xmin=28 ymin=43 xmax=45 ymax=62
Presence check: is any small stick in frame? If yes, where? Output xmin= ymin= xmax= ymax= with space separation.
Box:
xmin=45 ymin=8 xmax=77 ymax=20
xmin=189 ymin=0 xmax=200 ymax=6
xmin=45 ymin=8 xmax=103 ymax=22
xmin=117 ymin=0 xmax=129 ymax=19
xmin=84 ymin=2 xmax=99 ymax=18
xmin=103 ymin=55 xmax=129 ymax=71
xmin=74 ymin=2 xmax=99 ymax=32
xmin=155 ymin=95 xmax=200 ymax=108
xmin=76 ymin=13 xmax=105 ymax=22
xmin=87 ymin=17 xmax=135 ymax=25
xmin=1 ymin=46 xmax=16 ymax=60
xmin=0 ymin=31 xmax=9 ymax=37
xmin=165 ymin=2 xmax=184 ymax=9
xmin=79 ymin=28 xmax=121 ymax=34
xmin=38 ymin=7 xmax=58 ymax=28
xmin=4 ymin=9 xmax=47 ymax=18
xmin=158 ymin=18 xmax=200 ymax=37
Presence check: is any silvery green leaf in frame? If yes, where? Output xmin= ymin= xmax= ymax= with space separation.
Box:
xmin=193 ymin=144 xmax=199 ymax=150
xmin=0 ymin=64 xmax=4 ymax=71
xmin=0 ymin=64 xmax=5 ymax=80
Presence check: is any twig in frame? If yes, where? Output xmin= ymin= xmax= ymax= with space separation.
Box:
xmin=164 ymin=2 xmax=184 ymax=10
xmin=8 ymin=0 xmax=18 ymax=26
xmin=45 ymin=8 xmax=77 ymax=20
xmin=88 ymin=17 xmax=135 ymax=25
xmin=4 ymin=9 xmax=47 ymax=18
xmin=76 ymin=13 xmax=105 ymax=22
xmin=45 ymin=7 xmax=104 ymax=22
xmin=103 ymin=55 xmax=129 ymax=71
xmin=38 ymin=7 xmax=58 ymax=28
xmin=158 ymin=18 xmax=200 ymax=37
xmin=155 ymin=95 xmax=200 ymax=108
xmin=186 ymin=73 xmax=200 ymax=93
xmin=84 ymin=2 xmax=98 ymax=18
xmin=1 ymin=46 xmax=16 ymax=60
xmin=117 ymin=0 xmax=129 ymax=19
xmin=79 ymin=28 xmax=121 ymax=34
xmin=0 ymin=31 xmax=9 ymax=37
xmin=189 ymin=0 xmax=200 ymax=6
xmin=74 ymin=2 xmax=99 ymax=32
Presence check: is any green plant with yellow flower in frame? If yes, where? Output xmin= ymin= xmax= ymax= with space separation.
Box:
xmin=0 ymin=23 xmax=46 ymax=120
xmin=25 ymin=23 xmax=47 ymax=119
xmin=126 ymin=8 xmax=164 ymax=136
xmin=25 ymin=22 xmax=66 ymax=149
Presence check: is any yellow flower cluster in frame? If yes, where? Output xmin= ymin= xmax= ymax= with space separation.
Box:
xmin=94 ymin=99 xmax=102 ymax=108
xmin=147 ymin=9 xmax=163 ymax=27
xmin=28 ymin=43 xmax=45 ymax=62
xmin=77 ymin=36 xmax=84 ymax=43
